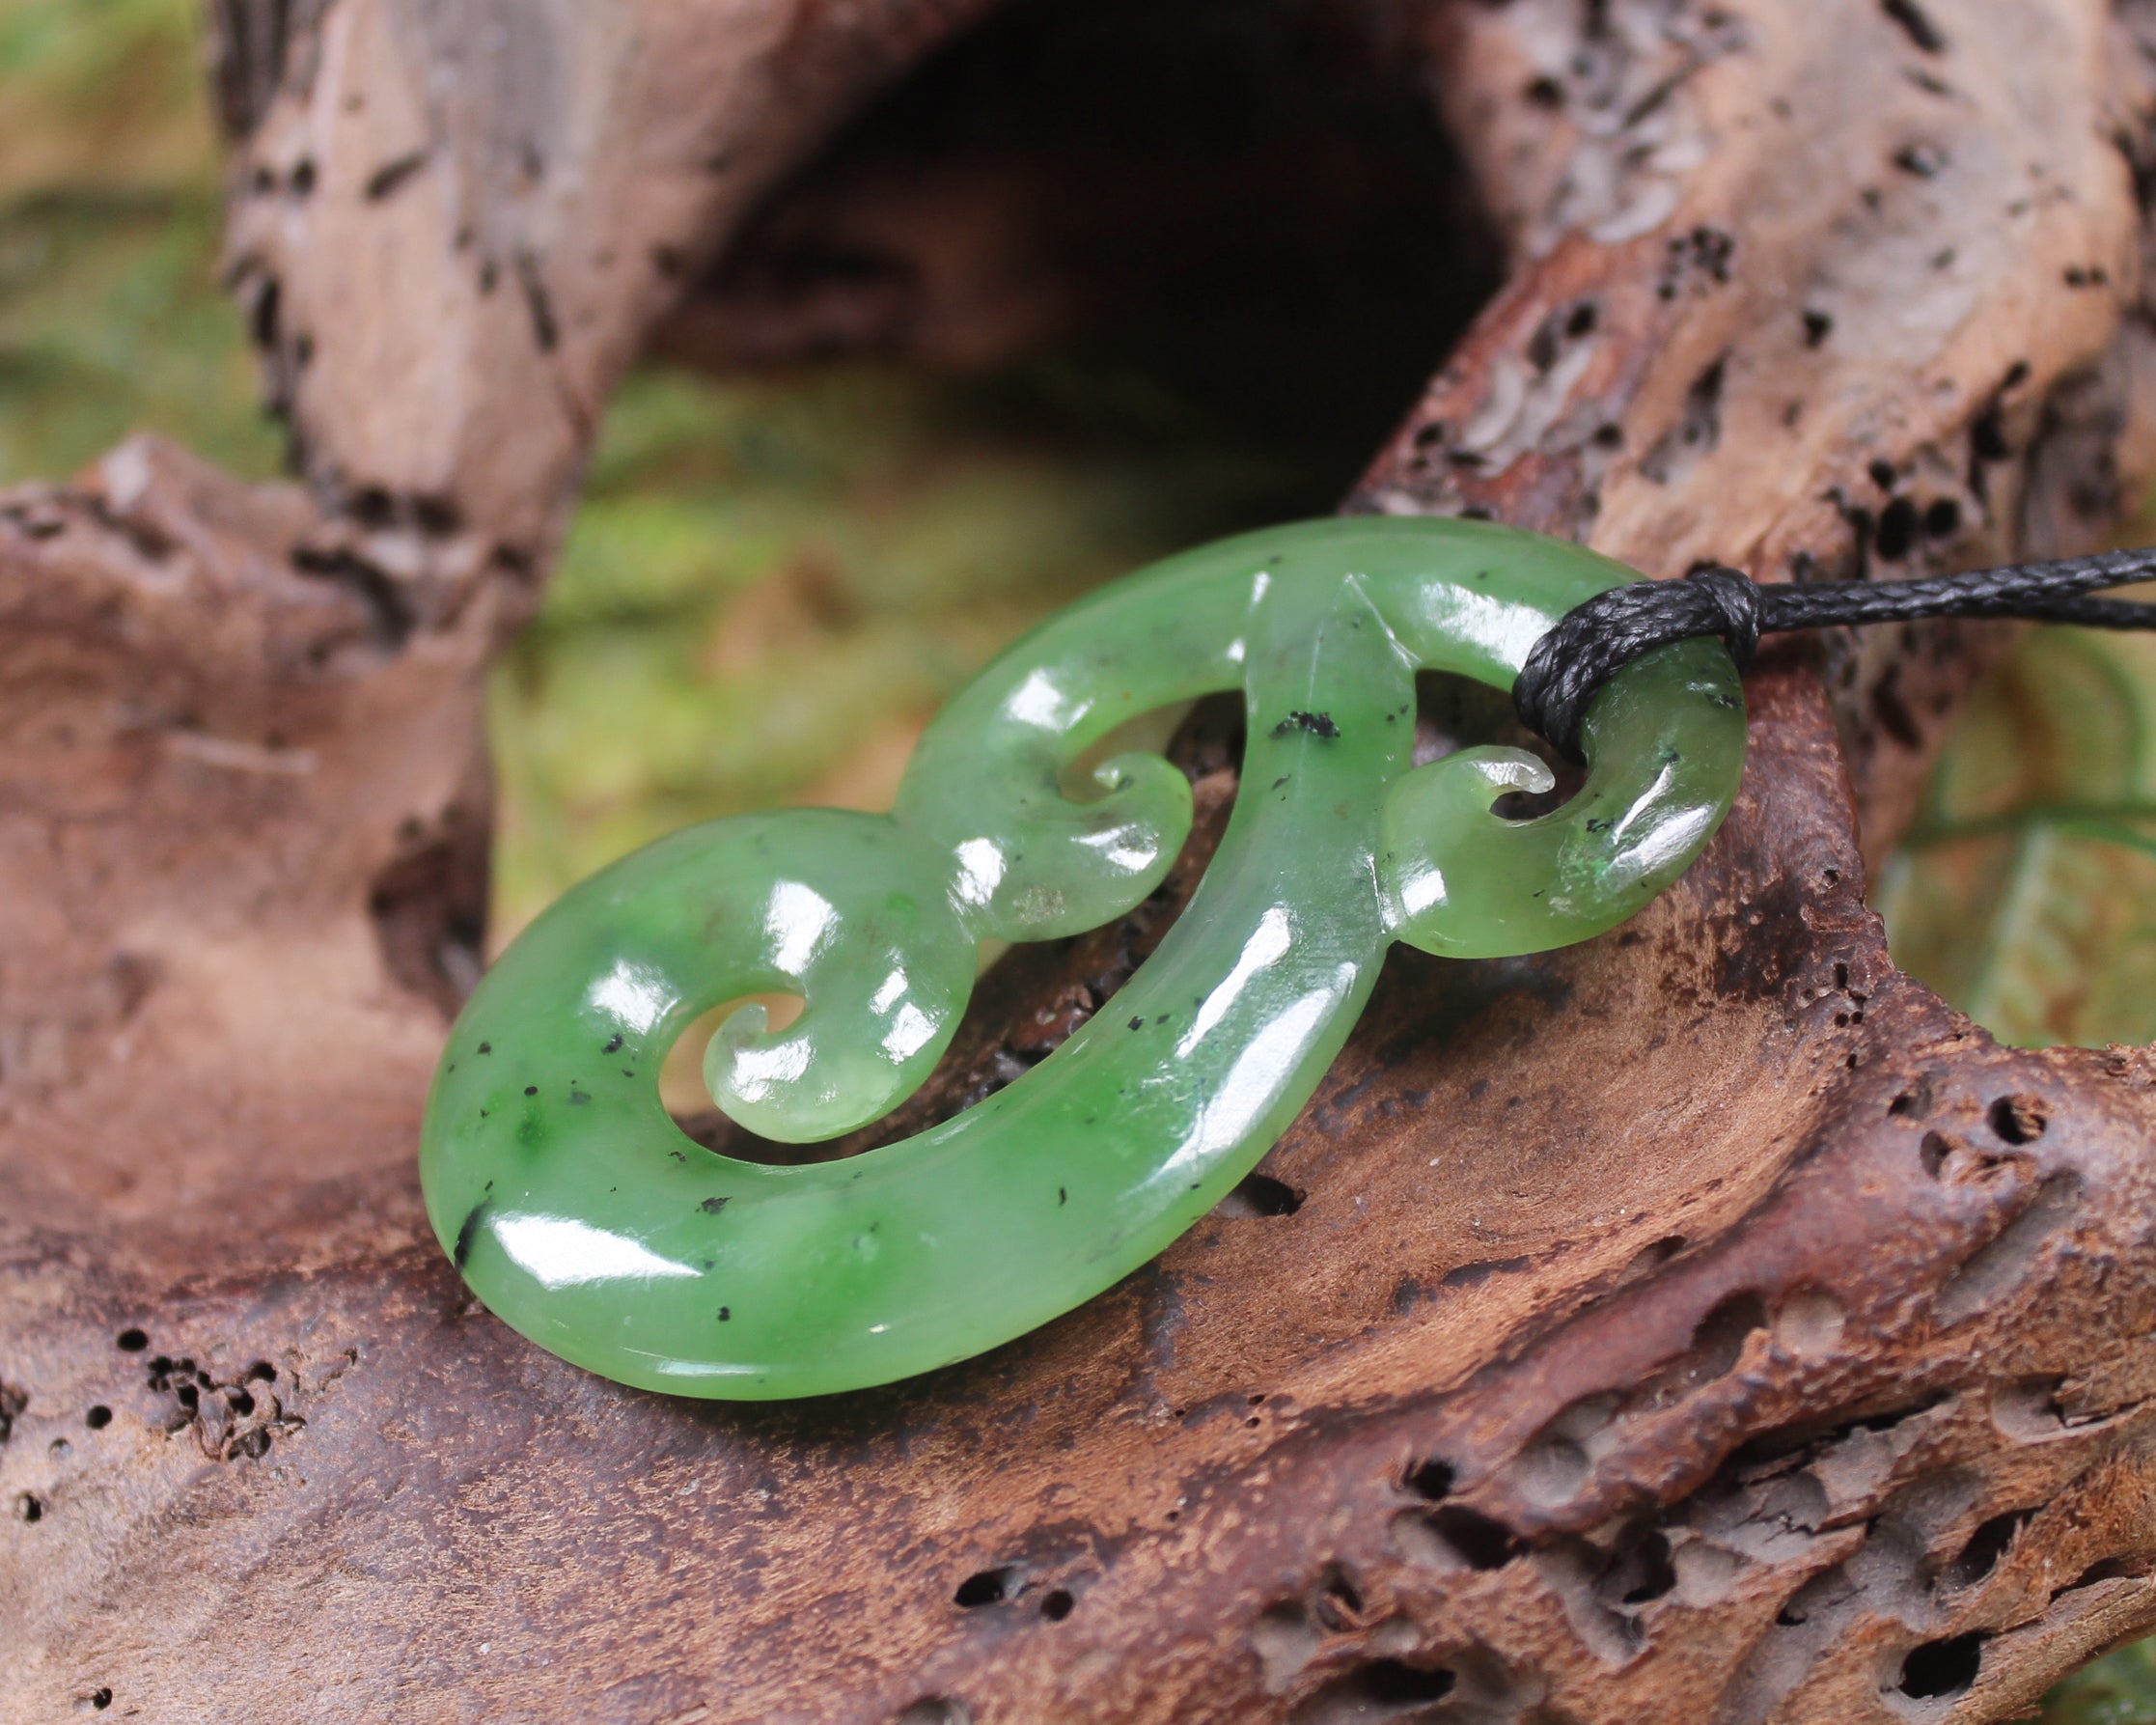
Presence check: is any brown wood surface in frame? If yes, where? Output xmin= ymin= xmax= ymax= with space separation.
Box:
xmin=10 ymin=1 xmax=2156 ymax=1720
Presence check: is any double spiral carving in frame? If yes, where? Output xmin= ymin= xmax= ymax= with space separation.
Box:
xmin=422 ymin=518 xmax=1746 ymax=1398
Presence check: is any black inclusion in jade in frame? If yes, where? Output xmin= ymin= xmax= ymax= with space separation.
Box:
xmin=420 ymin=518 xmax=1747 ymax=1398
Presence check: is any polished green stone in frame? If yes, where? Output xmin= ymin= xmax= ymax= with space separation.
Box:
xmin=421 ymin=517 xmax=1746 ymax=1398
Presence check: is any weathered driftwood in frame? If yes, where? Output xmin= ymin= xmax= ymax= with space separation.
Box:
xmin=9 ymin=1 xmax=2156 ymax=1720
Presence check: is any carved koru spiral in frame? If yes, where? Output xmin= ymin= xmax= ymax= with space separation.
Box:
xmin=421 ymin=518 xmax=1747 ymax=1398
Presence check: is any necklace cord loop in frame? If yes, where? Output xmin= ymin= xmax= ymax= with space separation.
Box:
xmin=1513 ymin=545 xmax=2156 ymax=759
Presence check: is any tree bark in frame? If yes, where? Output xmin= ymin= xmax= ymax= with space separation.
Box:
xmin=9 ymin=2 xmax=2156 ymax=1721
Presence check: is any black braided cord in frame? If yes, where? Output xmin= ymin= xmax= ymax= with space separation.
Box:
xmin=1512 ymin=545 xmax=2156 ymax=759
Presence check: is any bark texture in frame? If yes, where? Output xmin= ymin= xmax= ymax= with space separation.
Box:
xmin=9 ymin=1 xmax=2156 ymax=1721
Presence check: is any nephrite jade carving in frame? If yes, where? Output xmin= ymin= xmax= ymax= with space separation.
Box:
xmin=422 ymin=518 xmax=1746 ymax=1398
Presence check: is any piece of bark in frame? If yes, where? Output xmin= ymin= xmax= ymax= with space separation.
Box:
xmin=10 ymin=2 xmax=2156 ymax=1722
xmin=209 ymin=0 xmax=1006 ymax=625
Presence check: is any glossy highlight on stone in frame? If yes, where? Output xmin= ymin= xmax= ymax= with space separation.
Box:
xmin=421 ymin=518 xmax=1747 ymax=1399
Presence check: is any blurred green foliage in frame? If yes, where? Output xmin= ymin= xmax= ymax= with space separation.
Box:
xmin=0 ymin=0 xmax=209 ymax=200
xmin=5 ymin=3 xmax=2155 ymax=1714
xmin=0 ymin=184 xmax=283 ymax=480
xmin=2049 ymin=1639 xmax=2156 ymax=1725
xmin=0 ymin=0 xmax=282 ymax=481
xmin=1879 ymin=624 xmax=2156 ymax=1047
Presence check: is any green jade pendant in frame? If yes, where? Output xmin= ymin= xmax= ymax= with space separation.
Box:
xmin=422 ymin=518 xmax=1747 ymax=1398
